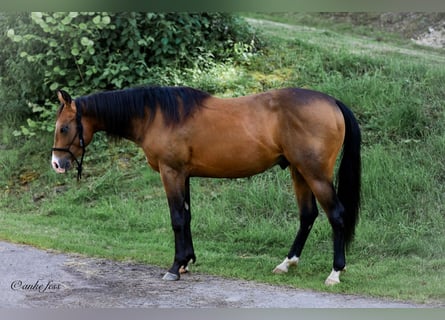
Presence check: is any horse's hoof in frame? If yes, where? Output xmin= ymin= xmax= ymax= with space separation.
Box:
xmin=324 ymin=278 xmax=340 ymax=286
xmin=325 ymin=269 xmax=341 ymax=286
xmin=162 ymin=272 xmax=180 ymax=281
xmin=272 ymin=256 xmax=299 ymax=274
xmin=272 ymin=267 xmax=287 ymax=274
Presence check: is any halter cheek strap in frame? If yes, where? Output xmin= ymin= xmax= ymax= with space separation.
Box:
xmin=51 ymin=108 xmax=86 ymax=181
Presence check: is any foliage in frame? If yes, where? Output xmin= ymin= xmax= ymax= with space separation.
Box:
xmin=1 ymin=12 xmax=260 ymax=136
xmin=0 ymin=13 xmax=37 ymax=120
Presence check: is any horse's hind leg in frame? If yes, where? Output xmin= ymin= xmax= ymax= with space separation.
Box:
xmin=273 ymin=167 xmax=318 ymax=274
xmin=308 ymin=178 xmax=346 ymax=285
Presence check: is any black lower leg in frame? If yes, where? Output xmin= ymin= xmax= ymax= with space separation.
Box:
xmin=161 ymin=169 xmax=196 ymax=280
xmin=169 ymin=217 xmax=188 ymax=276
xmin=329 ymin=203 xmax=346 ymax=271
xmin=288 ymin=195 xmax=318 ymax=258
xmin=183 ymin=177 xmax=196 ymax=265
xmin=168 ymin=207 xmax=196 ymax=275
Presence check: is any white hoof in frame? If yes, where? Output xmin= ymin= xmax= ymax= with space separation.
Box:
xmin=325 ymin=269 xmax=341 ymax=285
xmin=273 ymin=256 xmax=299 ymax=274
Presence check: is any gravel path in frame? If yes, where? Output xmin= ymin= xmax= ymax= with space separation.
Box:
xmin=0 ymin=241 xmax=434 ymax=308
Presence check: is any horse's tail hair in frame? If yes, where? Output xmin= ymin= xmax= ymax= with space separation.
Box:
xmin=335 ymin=100 xmax=361 ymax=248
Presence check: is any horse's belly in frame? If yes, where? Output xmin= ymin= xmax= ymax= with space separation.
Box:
xmin=188 ymin=147 xmax=280 ymax=178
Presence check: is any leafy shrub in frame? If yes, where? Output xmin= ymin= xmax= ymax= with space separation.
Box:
xmin=1 ymin=12 xmax=260 ymax=136
xmin=0 ymin=13 xmax=40 ymax=120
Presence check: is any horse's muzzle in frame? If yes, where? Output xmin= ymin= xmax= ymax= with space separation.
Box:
xmin=51 ymin=156 xmax=72 ymax=173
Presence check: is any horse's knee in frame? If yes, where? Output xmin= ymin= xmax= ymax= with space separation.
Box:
xmin=300 ymin=203 xmax=318 ymax=223
xmin=328 ymin=212 xmax=344 ymax=230
xmin=171 ymin=220 xmax=183 ymax=232
xmin=327 ymin=201 xmax=345 ymax=230
xmin=170 ymin=210 xmax=186 ymax=230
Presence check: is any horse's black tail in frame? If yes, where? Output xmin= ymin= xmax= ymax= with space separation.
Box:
xmin=335 ymin=100 xmax=361 ymax=248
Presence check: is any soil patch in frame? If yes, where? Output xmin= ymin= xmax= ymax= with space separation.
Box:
xmin=1 ymin=241 xmax=438 ymax=308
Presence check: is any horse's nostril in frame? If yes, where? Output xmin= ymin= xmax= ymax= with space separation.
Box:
xmin=52 ymin=161 xmax=59 ymax=169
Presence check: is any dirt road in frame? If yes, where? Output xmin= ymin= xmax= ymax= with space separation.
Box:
xmin=0 ymin=241 xmax=433 ymax=308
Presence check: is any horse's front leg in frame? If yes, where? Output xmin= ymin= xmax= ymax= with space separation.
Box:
xmin=160 ymin=166 xmax=195 ymax=281
xmin=181 ymin=176 xmax=196 ymax=272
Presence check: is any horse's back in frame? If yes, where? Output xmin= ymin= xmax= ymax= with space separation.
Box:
xmin=143 ymin=87 xmax=345 ymax=179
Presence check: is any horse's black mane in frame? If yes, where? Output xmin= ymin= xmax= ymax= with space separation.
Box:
xmin=75 ymin=86 xmax=210 ymax=138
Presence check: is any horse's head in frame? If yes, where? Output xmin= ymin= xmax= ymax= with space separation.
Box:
xmin=51 ymin=90 xmax=91 ymax=179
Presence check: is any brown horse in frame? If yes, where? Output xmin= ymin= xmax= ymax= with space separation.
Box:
xmin=51 ymin=86 xmax=361 ymax=285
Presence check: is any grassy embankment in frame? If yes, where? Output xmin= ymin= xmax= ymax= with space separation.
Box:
xmin=1 ymin=15 xmax=444 ymax=304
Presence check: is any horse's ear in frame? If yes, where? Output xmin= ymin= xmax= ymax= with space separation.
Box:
xmin=57 ymin=90 xmax=76 ymax=112
xmin=57 ymin=90 xmax=72 ymax=105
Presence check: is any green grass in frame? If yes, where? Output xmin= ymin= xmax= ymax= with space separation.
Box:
xmin=1 ymin=14 xmax=444 ymax=305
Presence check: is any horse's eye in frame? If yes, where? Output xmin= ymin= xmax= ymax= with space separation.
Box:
xmin=60 ymin=125 xmax=69 ymax=134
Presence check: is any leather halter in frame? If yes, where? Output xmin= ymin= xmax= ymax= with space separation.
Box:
xmin=51 ymin=108 xmax=86 ymax=181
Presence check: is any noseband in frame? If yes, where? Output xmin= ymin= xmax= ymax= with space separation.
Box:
xmin=51 ymin=108 xmax=86 ymax=181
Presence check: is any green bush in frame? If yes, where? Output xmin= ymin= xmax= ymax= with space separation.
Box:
xmin=0 ymin=13 xmax=39 ymax=120
xmin=1 ymin=12 xmax=260 ymax=136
